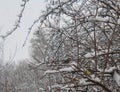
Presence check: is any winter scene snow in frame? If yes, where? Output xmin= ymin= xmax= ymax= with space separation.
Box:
xmin=0 ymin=0 xmax=120 ymax=92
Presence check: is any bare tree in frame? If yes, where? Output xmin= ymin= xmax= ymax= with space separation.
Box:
xmin=30 ymin=0 xmax=120 ymax=92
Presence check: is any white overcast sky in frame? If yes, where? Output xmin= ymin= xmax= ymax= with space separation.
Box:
xmin=0 ymin=0 xmax=46 ymax=62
